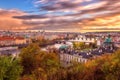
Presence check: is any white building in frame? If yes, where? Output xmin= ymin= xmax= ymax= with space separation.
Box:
xmin=69 ymin=35 xmax=95 ymax=43
xmin=60 ymin=53 xmax=88 ymax=63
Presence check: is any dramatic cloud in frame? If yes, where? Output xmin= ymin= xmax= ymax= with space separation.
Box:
xmin=1 ymin=0 xmax=120 ymax=32
xmin=0 ymin=9 xmax=34 ymax=30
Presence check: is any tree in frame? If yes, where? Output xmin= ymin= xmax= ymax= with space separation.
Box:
xmin=101 ymin=50 xmax=120 ymax=80
xmin=20 ymin=43 xmax=120 ymax=80
xmin=20 ymin=43 xmax=41 ymax=74
xmin=0 ymin=56 xmax=23 ymax=80
xmin=20 ymin=43 xmax=60 ymax=80
xmin=36 ymin=52 xmax=60 ymax=80
xmin=73 ymin=42 xmax=85 ymax=50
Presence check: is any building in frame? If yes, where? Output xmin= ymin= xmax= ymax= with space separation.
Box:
xmin=0 ymin=36 xmax=27 ymax=46
xmin=69 ymin=35 xmax=95 ymax=44
xmin=60 ymin=53 xmax=88 ymax=63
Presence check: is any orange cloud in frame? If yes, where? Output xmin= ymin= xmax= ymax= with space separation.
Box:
xmin=1 ymin=0 xmax=120 ymax=32
xmin=82 ymin=14 xmax=120 ymax=31
xmin=0 ymin=9 xmax=33 ymax=30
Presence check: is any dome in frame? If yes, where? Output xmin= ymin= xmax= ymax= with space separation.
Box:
xmin=105 ymin=37 xmax=112 ymax=43
xmin=59 ymin=45 xmax=68 ymax=49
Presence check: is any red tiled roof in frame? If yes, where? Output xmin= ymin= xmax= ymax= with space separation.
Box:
xmin=0 ymin=36 xmax=25 ymax=41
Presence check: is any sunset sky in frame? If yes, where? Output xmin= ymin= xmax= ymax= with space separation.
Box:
xmin=0 ymin=0 xmax=120 ymax=32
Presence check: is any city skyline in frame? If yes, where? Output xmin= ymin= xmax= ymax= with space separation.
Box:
xmin=0 ymin=0 xmax=120 ymax=32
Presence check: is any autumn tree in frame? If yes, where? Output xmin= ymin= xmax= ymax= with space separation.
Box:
xmin=20 ymin=43 xmax=120 ymax=80
xmin=20 ymin=43 xmax=60 ymax=80
xmin=20 ymin=43 xmax=41 ymax=74
xmin=101 ymin=50 xmax=120 ymax=80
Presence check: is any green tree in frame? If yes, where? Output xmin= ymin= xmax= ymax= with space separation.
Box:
xmin=73 ymin=42 xmax=85 ymax=50
xmin=0 ymin=56 xmax=23 ymax=80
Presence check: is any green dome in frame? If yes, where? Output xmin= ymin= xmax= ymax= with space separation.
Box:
xmin=59 ymin=45 xmax=68 ymax=49
xmin=105 ymin=37 xmax=112 ymax=43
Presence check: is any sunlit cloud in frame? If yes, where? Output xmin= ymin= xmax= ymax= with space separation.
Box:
xmin=1 ymin=0 xmax=120 ymax=32
xmin=0 ymin=9 xmax=33 ymax=30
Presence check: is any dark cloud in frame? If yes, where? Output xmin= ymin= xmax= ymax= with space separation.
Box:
xmin=39 ymin=1 xmax=80 ymax=11
xmin=13 ymin=14 xmax=49 ymax=19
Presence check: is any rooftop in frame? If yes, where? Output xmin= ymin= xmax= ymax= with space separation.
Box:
xmin=0 ymin=36 xmax=25 ymax=41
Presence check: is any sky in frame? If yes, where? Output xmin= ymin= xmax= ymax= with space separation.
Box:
xmin=0 ymin=0 xmax=120 ymax=32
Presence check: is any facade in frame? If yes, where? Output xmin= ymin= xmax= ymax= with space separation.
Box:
xmin=15 ymin=38 xmax=27 ymax=45
xmin=60 ymin=53 xmax=88 ymax=63
xmin=0 ymin=36 xmax=27 ymax=46
xmin=69 ymin=35 xmax=95 ymax=43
